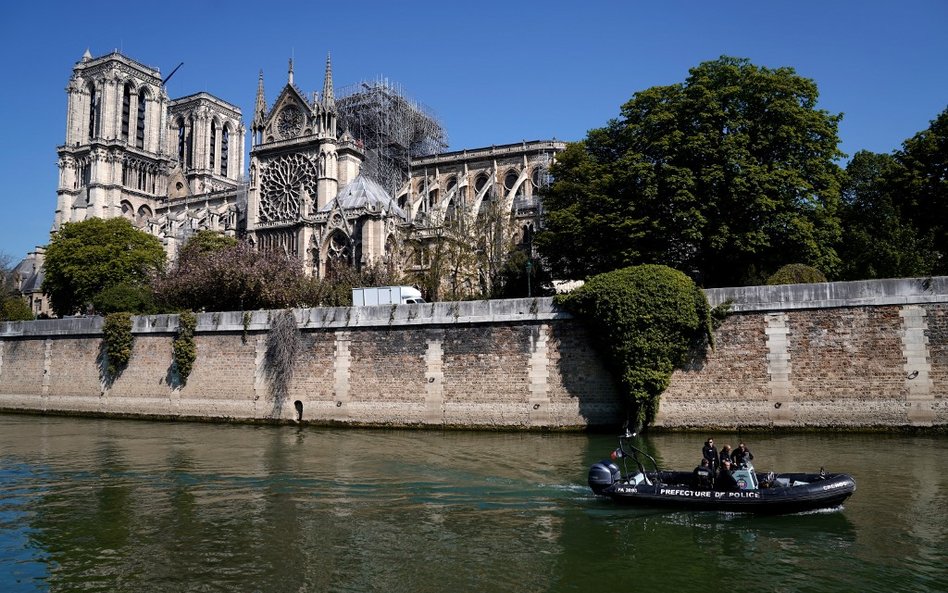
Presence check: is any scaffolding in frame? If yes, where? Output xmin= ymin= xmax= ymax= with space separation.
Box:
xmin=337 ymin=78 xmax=447 ymax=199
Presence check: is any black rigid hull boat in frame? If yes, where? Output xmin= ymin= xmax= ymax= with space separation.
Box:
xmin=588 ymin=433 xmax=856 ymax=515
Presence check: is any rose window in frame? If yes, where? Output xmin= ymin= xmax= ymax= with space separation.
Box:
xmin=277 ymin=105 xmax=304 ymax=139
xmin=259 ymin=154 xmax=317 ymax=223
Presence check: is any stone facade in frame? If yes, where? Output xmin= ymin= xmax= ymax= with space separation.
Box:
xmin=56 ymin=51 xmax=246 ymax=261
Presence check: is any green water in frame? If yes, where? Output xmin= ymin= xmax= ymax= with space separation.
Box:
xmin=0 ymin=414 xmax=945 ymax=592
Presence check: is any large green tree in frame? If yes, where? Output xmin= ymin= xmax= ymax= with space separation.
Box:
xmin=890 ymin=106 xmax=948 ymax=274
xmin=42 ymin=218 xmax=165 ymax=316
xmin=538 ymin=56 xmax=844 ymax=287
xmin=836 ymin=150 xmax=935 ymax=279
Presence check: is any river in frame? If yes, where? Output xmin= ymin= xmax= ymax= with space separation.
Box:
xmin=0 ymin=414 xmax=945 ymax=592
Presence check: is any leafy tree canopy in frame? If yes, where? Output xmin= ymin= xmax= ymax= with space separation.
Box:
xmin=178 ymin=230 xmax=238 ymax=262
xmin=538 ymin=56 xmax=844 ymax=287
xmin=836 ymin=150 xmax=936 ymax=279
xmin=42 ymin=218 xmax=165 ymax=316
xmin=557 ymin=265 xmax=712 ymax=430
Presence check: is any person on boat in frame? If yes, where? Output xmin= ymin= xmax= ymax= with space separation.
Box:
xmin=719 ymin=444 xmax=733 ymax=466
xmin=716 ymin=459 xmax=739 ymax=491
xmin=693 ymin=458 xmax=714 ymax=489
xmin=702 ymin=439 xmax=719 ymax=472
xmin=733 ymin=442 xmax=754 ymax=467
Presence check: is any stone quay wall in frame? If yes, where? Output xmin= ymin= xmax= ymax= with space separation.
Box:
xmin=1 ymin=277 xmax=946 ymax=431
xmin=657 ymin=277 xmax=948 ymax=430
xmin=0 ymin=299 xmax=619 ymax=429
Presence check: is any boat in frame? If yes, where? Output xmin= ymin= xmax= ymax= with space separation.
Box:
xmin=588 ymin=432 xmax=856 ymax=514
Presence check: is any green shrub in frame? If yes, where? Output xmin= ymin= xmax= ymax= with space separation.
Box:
xmin=556 ymin=265 xmax=713 ymax=430
xmin=1 ymin=297 xmax=34 ymax=321
xmin=102 ymin=312 xmax=134 ymax=377
xmin=766 ymin=264 xmax=827 ymax=285
xmin=172 ymin=310 xmax=197 ymax=384
xmin=92 ymin=282 xmax=157 ymax=315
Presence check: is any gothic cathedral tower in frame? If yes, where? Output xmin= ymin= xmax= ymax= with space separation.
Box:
xmin=56 ymin=51 xmax=171 ymax=229
xmin=247 ymin=55 xmax=364 ymax=275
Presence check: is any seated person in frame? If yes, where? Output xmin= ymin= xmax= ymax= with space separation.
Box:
xmin=716 ymin=459 xmax=739 ymax=491
xmin=719 ymin=444 xmax=733 ymax=466
xmin=693 ymin=458 xmax=714 ymax=489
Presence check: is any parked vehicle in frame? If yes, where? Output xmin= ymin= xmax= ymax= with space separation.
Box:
xmin=351 ymin=286 xmax=426 ymax=306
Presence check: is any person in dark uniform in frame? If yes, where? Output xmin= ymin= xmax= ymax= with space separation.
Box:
xmin=719 ymin=444 xmax=733 ymax=467
xmin=716 ymin=459 xmax=739 ymax=491
xmin=733 ymin=442 xmax=754 ymax=467
xmin=702 ymin=438 xmax=719 ymax=472
xmin=693 ymin=458 xmax=714 ymax=489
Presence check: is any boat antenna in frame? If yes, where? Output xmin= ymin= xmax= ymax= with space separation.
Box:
xmin=162 ymin=62 xmax=184 ymax=86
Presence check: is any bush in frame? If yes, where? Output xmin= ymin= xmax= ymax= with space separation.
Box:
xmin=92 ymin=282 xmax=157 ymax=315
xmin=556 ymin=265 xmax=713 ymax=430
xmin=766 ymin=264 xmax=827 ymax=285
xmin=172 ymin=310 xmax=197 ymax=384
xmin=1 ymin=297 xmax=34 ymax=321
xmin=102 ymin=312 xmax=134 ymax=377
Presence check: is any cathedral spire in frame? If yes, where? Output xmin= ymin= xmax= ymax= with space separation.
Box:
xmin=252 ymin=70 xmax=266 ymax=129
xmin=322 ymin=53 xmax=334 ymax=108
xmin=288 ymin=58 xmax=294 ymax=85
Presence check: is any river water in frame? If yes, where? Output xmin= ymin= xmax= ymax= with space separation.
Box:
xmin=0 ymin=414 xmax=945 ymax=593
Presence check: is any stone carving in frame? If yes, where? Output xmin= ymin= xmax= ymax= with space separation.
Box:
xmin=277 ymin=104 xmax=304 ymax=139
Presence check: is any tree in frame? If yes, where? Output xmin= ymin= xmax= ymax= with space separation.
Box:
xmin=177 ymin=230 xmax=238 ymax=260
xmin=42 ymin=218 xmax=165 ymax=316
xmin=890 ymin=106 xmax=948 ymax=274
xmin=154 ymin=241 xmax=309 ymax=312
xmin=766 ymin=263 xmax=827 ymax=285
xmin=836 ymin=150 xmax=935 ymax=279
xmin=537 ymin=56 xmax=844 ymax=287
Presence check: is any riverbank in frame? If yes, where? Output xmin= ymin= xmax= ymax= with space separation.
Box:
xmin=1 ymin=277 xmax=946 ymax=431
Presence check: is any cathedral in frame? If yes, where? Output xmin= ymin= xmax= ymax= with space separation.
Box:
xmin=16 ymin=50 xmax=565 ymax=314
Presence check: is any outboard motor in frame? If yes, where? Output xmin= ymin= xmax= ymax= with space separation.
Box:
xmin=588 ymin=460 xmax=621 ymax=495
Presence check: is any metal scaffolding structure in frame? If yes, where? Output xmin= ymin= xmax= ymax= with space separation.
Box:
xmin=336 ymin=78 xmax=447 ymax=199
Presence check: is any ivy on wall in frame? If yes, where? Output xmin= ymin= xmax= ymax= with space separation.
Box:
xmin=172 ymin=310 xmax=197 ymax=384
xmin=102 ymin=312 xmax=134 ymax=378
xmin=556 ymin=265 xmax=713 ymax=431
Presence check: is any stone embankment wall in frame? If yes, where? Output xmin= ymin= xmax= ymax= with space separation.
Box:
xmin=657 ymin=277 xmax=948 ymax=429
xmin=1 ymin=278 xmax=946 ymax=430
xmin=0 ymin=300 xmax=619 ymax=429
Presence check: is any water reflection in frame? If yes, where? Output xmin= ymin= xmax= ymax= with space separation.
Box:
xmin=0 ymin=416 xmax=946 ymax=593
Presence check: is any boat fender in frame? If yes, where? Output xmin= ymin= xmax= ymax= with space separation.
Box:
xmin=588 ymin=460 xmax=621 ymax=495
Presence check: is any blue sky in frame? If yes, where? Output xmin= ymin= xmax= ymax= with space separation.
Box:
xmin=1 ymin=0 xmax=946 ymax=261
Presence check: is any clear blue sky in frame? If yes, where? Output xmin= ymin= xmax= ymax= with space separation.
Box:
xmin=2 ymin=0 xmax=946 ymax=261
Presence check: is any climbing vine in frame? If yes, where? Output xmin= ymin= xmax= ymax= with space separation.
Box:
xmin=102 ymin=312 xmax=134 ymax=378
xmin=172 ymin=310 xmax=197 ymax=384
xmin=556 ymin=265 xmax=713 ymax=431
xmin=264 ymin=309 xmax=302 ymax=408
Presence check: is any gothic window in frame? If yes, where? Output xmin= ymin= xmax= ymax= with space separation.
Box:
xmin=325 ymin=231 xmax=353 ymax=276
xmin=87 ymin=83 xmax=98 ymax=140
xmin=121 ymin=83 xmax=132 ymax=142
xmin=428 ymin=189 xmax=439 ymax=210
xmin=187 ymin=118 xmax=194 ymax=169
xmin=259 ymin=154 xmax=318 ymax=223
xmin=277 ymin=105 xmax=304 ymax=139
xmin=504 ymin=170 xmax=520 ymax=193
xmin=474 ymin=173 xmax=489 ymax=194
xmin=137 ymin=205 xmax=152 ymax=222
xmin=177 ymin=118 xmax=186 ymax=165
xmin=210 ymin=120 xmax=217 ymax=173
xmin=120 ymin=200 xmax=134 ymax=219
xmin=136 ymin=89 xmax=148 ymax=149
xmin=220 ymin=126 xmax=229 ymax=176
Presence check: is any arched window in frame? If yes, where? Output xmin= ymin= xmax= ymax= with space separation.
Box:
xmin=177 ymin=118 xmax=186 ymax=165
xmin=186 ymin=117 xmax=194 ymax=169
xmin=136 ymin=88 xmax=148 ymax=149
xmin=474 ymin=173 xmax=489 ymax=194
xmin=209 ymin=120 xmax=217 ymax=172
xmin=87 ymin=83 xmax=98 ymax=140
xmin=220 ymin=126 xmax=229 ymax=176
xmin=121 ymin=83 xmax=132 ymax=142
xmin=120 ymin=200 xmax=134 ymax=219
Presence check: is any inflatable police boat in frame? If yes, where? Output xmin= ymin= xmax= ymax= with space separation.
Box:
xmin=588 ymin=433 xmax=856 ymax=514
